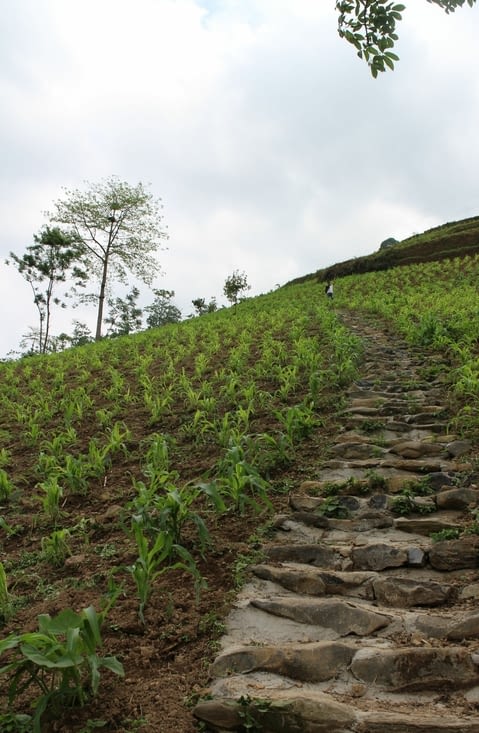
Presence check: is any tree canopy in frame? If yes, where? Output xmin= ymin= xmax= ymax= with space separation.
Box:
xmin=223 ymin=271 xmax=250 ymax=312
xmin=336 ymin=0 xmax=476 ymax=76
xmin=48 ymin=176 xmax=168 ymax=340
xmin=7 ymin=227 xmax=85 ymax=353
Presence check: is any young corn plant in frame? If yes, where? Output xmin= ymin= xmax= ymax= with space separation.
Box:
xmin=275 ymin=402 xmax=317 ymax=449
xmin=59 ymin=455 xmax=91 ymax=496
xmin=101 ymin=421 xmax=131 ymax=462
xmin=214 ymin=442 xmax=272 ymax=515
xmin=0 ymin=448 xmax=11 ymax=469
xmin=142 ymin=433 xmax=172 ymax=473
xmin=0 ymin=470 xmax=16 ymax=504
xmin=0 ymin=605 xmax=124 ymax=733
xmin=127 ymin=521 xmax=203 ymax=624
xmin=154 ymin=482 xmax=224 ymax=553
xmin=0 ymin=561 xmax=14 ymax=624
xmin=36 ymin=476 xmax=64 ymax=524
xmin=40 ymin=428 xmax=78 ymax=460
xmin=143 ymin=388 xmax=173 ymax=426
xmin=41 ymin=529 xmax=72 ymax=567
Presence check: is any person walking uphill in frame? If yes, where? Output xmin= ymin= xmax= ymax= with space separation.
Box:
xmin=325 ymin=281 xmax=334 ymax=300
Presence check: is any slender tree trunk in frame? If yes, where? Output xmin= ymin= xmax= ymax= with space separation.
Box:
xmin=95 ymin=217 xmax=115 ymax=341
xmin=95 ymin=258 xmax=109 ymax=340
xmin=43 ymin=279 xmax=54 ymax=353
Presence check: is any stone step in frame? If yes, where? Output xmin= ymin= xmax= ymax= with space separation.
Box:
xmin=252 ymin=563 xmax=455 ymax=607
xmin=194 ymin=689 xmax=479 ymax=732
xmin=249 ymin=597 xmax=392 ymax=636
xmin=209 ymin=641 xmax=479 ymax=690
xmin=197 ymin=310 xmax=478 ymax=733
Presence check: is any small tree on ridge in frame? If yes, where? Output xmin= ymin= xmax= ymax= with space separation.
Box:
xmin=223 ymin=270 xmax=250 ymax=313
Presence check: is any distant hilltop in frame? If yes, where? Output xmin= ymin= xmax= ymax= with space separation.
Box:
xmin=287 ymin=215 xmax=479 ymax=285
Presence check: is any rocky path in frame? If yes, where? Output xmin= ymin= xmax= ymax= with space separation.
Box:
xmin=194 ymin=312 xmax=479 ymax=732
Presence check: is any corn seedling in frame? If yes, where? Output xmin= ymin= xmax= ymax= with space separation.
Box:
xmin=40 ymin=428 xmax=78 ymax=459
xmin=0 ymin=516 xmax=23 ymax=539
xmin=36 ymin=476 xmax=64 ymax=523
xmin=127 ymin=521 xmax=203 ymax=624
xmin=0 ymin=562 xmax=14 ymax=623
xmin=214 ymin=442 xmax=272 ymax=515
xmin=60 ymin=455 xmax=91 ymax=495
xmin=41 ymin=529 xmax=72 ymax=567
xmin=0 ymin=470 xmax=15 ymax=504
xmin=0 ymin=605 xmax=124 ymax=732
xmin=102 ymin=421 xmax=131 ymax=461
xmin=144 ymin=389 xmax=173 ymax=425
xmin=0 ymin=448 xmax=11 ymax=469
xmin=275 ymin=401 xmax=317 ymax=447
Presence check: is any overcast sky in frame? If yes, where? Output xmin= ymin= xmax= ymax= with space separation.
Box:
xmin=1 ymin=0 xmax=478 ymax=356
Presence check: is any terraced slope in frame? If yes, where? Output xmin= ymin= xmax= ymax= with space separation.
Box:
xmin=194 ymin=312 xmax=479 ymax=732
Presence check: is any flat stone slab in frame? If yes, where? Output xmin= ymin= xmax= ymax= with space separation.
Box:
xmin=265 ymin=544 xmax=344 ymax=569
xmin=357 ymin=710 xmax=479 ymax=733
xmin=350 ymin=646 xmax=479 ymax=690
xmin=372 ymin=576 xmax=452 ymax=607
xmin=211 ymin=641 xmax=355 ymax=682
xmin=429 ymin=536 xmax=479 ymax=570
xmin=252 ymin=564 xmax=376 ymax=599
xmin=414 ymin=612 xmax=479 ymax=641
xmin=394 ymin=517 xmax=462 ymax=536
xmin=251 ymin=597 xmax=391 ymax=636
xmin=436 ymin=487 xmax=479 ymax=510
xmin=389 ymin=441 xmax=444 ymax=458
xmin=194 ymin=690 xmax=356 ymax=733
xmin=352 ymin=543 xmax=408 ymax=571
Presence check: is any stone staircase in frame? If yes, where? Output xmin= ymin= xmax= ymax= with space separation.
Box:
xmin=194 ymin=313 xmax=479 ymax=732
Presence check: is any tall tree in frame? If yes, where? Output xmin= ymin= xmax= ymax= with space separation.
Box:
xmin=336 ymin=0 xmax=476 ymax=76
xmin=223 ymin=270 xmax=250 ymax=312
xmin=48 ymin=176 xmax=168 ymax=340
xmin=7 ymin=227 xmax=85 ymax=354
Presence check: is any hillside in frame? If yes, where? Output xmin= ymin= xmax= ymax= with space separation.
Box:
xmin=287 ymin=214 xmax=479 ymax=284
xmin=1 ymin=233 xmax=479 ymax=732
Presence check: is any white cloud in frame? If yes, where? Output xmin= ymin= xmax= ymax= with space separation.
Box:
xmin=1 ymin=0 xmax=479 ymax=355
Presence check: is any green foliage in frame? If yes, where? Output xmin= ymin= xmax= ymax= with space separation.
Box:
xmin=430 ymin=528 xmax=461 ymax=542
xmin=232 ymin=551 xmax=265 ymax=589
xmin=0 ymin=712 xmax=32 ymax=732
xmin=366 ymin=470 xmax=387 ymax=491
xmin=105 ymin=287 xmax=143 ymax=337
xmin=6 ymin=226 xmax=86 ymax=354
xmin=336 ymin=0 xmax=475 ymax=76
xmin=275 ymin=402 xmax=317 ymax=447
xmin=214 ymin=441 xmax=272 ymax=515
xmin=127 ymin=521 xmax=203 ymax=624
xmin=145 ymin=289 xmax=181 ymax=328
xmin=317 ymin=496 xmax=350 ymax=518
xmin=0 ymin=469 xmax=16 ymax=503
xmin=48 ymin=176 xmax=168 ymax=340
xmin=402 ymin=476 xmax=433 ymax=496
xmin=0 ymin=605 xmax=124 ymax=732
xmin=36 ymin=476 xmax=64 ymax=523
xmin=390 ymin=488 xmax=436 ymax=516
xmin=191 ymin=297 xmax=218 ymax=316
xmin=41 ymin=529 xmax=72 ymax=567
xmin=0 ymin=562 xmax=14 ymax=624
xmin=237 ymin=695 xmax=272 ymax=732
xmin=361 ymin=419 xmax=386 ymax=433
xmin=223 ymin=270 xmax=251 ymax=310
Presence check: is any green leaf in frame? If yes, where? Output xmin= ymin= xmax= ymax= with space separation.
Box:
xmin=101 ymin=655 xmax=125 ymax=677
